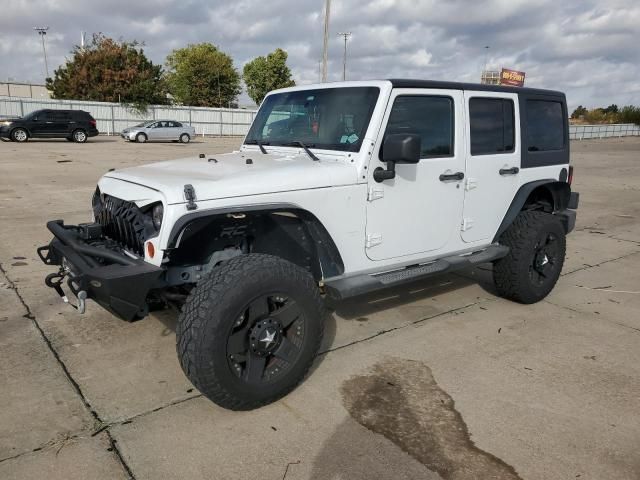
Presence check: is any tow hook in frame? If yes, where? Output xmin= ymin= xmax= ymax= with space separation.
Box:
xmin=45 ymin=271 xmax=88 ymax=314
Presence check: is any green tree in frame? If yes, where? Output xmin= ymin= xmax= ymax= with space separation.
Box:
xmin=165 ymin=43 xmax=241 ymax=107
xmin=571 ymin=105 xmax=588 ymax=119
xmin=603 ymin=104 xmax=619 ymax=114
xmin=243 ymin=48 xmax=296 ymax=105
xmin=619 ymin=105 xmax=640 ymax=125
xmin=46 ymin=33 xmax=167 ymax=111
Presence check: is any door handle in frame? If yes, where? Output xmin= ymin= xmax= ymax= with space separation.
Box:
xmin=499 ymin=167 xmax=520 ymax=175
xmin=439 ymin=171 xmax=464 ymax=182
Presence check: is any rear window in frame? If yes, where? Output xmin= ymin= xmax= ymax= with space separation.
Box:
xmin=469 ymin=98 xmax=515 ymax=155
xmin=526 ymin=100 xmax=565 ymax=151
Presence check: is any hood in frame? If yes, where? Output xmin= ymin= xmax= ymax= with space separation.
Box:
xmin=1 ymin=118 xmax=22 ymax=123
xmin=103 ymin=150 xmax=359 ymax=204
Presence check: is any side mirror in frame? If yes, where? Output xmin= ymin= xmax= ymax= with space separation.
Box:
xmin=374 ymin=134 xmax=421 ymax=182
xmin=382 ymin=134 xmax=421 ymax=164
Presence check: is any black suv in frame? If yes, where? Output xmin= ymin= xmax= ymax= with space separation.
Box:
xmin=0 ymin=109 xmax=99 ymax=143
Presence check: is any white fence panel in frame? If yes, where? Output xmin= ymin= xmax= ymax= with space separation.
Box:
xmin=569 ymin=124 xmax=640 ymax=140
xmin=0 ymin=96 xmax=257 ymax=136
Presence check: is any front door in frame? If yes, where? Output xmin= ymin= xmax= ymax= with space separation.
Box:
xmin=461 ymin=92 xmax=521 ymax=243
xmin=365 ymin=89 xmax=466 ymax=261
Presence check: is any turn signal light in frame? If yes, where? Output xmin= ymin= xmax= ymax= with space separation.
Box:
xmin=568 ymin=165 xmax=574 ymax=186
xmin=147 ymin=242 xmax=155 ymax=259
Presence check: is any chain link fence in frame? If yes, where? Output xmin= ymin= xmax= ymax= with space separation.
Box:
xmin=0 ymin=96 xmax=257 ymax=136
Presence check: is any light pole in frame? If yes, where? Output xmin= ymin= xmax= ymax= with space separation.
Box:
xmin=321 ymin=0 xmax=331 ymax=82
xmin=34 ymin=27 xmax=50 ymax=80
xmin=337 ymin=32 xmax=351 ymax=81
xmin=482 ymin=45 xmax=490 ymax=75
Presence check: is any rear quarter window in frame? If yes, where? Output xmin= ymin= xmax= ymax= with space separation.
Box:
xmin=526 ymin=100 xmax=565 ymax=151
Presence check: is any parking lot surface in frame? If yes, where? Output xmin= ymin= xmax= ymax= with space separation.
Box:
xmin=1 ymin=136 xmax=639 ymax=480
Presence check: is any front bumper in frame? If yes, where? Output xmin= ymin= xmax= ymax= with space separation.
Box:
xmin=38 ymin=220 xmax=163 ymax=321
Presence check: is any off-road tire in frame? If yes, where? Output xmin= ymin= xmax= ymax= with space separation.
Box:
xmin=176 ymin=254 xmax=326 ymax=410
xmin=72 ymin=129 xmax=88 ymax=143
xmin=136 ymin=133 xmax=147 ymax=143
xmin=11 ymin=128 xmax=28 ymax=142
xmin=493 ymin=211 xmax=566 ymax=304
xmin=179 ymin=133 xmax=190 ymax=143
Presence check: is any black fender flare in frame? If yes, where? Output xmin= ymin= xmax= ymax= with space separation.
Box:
xmin=167 ymin=203 xmax=345 ymax=279
xmin=493 ymin=179 xmax=572 ymax=242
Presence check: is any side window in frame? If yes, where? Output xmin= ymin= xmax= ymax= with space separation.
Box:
xmin=383 ymin=96 xmax=454 ymax=158
xmin=469 ymin=98 xmax=515 ymax=155
xmin=173 ymin=121 xmax=182 ymax=128
xmin=526 ymin=100 xmax=564 ymax=151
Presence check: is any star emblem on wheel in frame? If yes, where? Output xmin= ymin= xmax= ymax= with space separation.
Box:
xmin=260 ymin=329 xmax=276 ymax=348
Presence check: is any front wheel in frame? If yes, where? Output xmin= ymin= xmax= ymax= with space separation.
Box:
xmin=179 ymin=133 xmax=190 ymax=143
xmin=136 ymin=133 xmax=147 ymax=143
xmin=176 ymin=254 xmax=326 ymax=410
xmin=11 ymin=128 xmax=28 ymax=142
xmin=493 ymin=211 xmax=566 ymax=304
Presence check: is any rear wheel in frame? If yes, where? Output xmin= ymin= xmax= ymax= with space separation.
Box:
xmin=11 ymin=128 xmax=28 ymax=142
xmin=176 ymin=254 xmax=326 ymax=410
xmin=179 ymin=133 xmax=190 ymax=143
xmin=72 ymin=129 xmax=87 ymax=143
xmin=136 ymin=133 xmax=147 ymax=143
xmin=493 ymin=211 xmax=566 ymax=304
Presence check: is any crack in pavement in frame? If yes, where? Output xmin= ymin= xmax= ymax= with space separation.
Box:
xmin=319 ymin=301 xmax=484 ymax=355
xmin=561 ymin=250 xmax=640 ymax=276
xmin=0 ymin=261 xmax=136 ymax=479
xmin=544 ymin=299 xmax=640 ymax=335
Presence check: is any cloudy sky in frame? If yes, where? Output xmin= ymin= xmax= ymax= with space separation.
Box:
xmin=1 ymin=0 xmax=639 ymax=109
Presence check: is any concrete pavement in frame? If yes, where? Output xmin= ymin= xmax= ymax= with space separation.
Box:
xmin=0 ymin=136 xmax=638 ymax=479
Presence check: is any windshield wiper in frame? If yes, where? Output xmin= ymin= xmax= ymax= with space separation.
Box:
xmin=244 ymin=139 xmax=268 ymax=154
xmin=285 ymin=141 xmax=319 ymax=161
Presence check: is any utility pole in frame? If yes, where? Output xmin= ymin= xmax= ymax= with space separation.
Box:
xmin=337 ymin=32 xmax=351 ymax=81
xmin=34 ymin=27 xmax=50 ymax=80
xmin=321 ymin=0 xmax=331 ymax=82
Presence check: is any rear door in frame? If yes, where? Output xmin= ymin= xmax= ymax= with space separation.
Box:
xmin=461 ymin=91 xmax=521 ymax=243
xmin=365 ymin=89 xmax=466 ymax=260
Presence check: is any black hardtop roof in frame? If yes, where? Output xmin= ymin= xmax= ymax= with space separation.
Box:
xmin=388 ymin=79 xmax=564 ymax=97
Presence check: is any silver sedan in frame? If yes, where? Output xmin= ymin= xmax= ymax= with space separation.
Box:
xmin=121 ymin=120 xmax=196 ymax=143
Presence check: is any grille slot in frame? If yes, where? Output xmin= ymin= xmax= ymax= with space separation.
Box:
xmin=95 ymin=195 xmax=148 ymax=255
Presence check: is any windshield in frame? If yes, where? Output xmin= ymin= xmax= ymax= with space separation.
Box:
xmin=245 ymin=87 xmax=380 ymax=152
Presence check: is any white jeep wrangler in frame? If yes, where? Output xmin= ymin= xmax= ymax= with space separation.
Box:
xmin=39 ymin=80 xmax=579 ymax=410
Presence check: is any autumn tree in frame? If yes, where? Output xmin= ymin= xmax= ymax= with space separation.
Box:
xmin=46 ymin=34 xmax=167 ymax=110
xmin=164 ymin=43 xmax=241 ymax=107
xmin=243 ymin=48 xmax=295 ymax=105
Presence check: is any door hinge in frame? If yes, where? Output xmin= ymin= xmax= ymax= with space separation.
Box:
xmin=465 ymin=177 xmax=478 ymax=191
xmin=366 ymin=233 xmax=382 ymax=248
xmin=461 ymin=218 xmax=474 ymax=231
xmin=367 ymin=186 xmax=384 ymax=202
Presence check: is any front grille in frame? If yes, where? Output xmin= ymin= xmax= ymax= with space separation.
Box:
xmin=94 ymin=194 xmax=149 ymax=255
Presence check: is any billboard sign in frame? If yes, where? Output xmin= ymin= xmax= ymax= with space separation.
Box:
xmin=500 ymin=68 xmax=525 ymax=87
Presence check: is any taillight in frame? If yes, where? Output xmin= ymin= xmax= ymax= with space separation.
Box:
xmin=568 ymin=165 xmax=574 ymax=186
xmin=89 ymin=119 xmax=96 ymax=127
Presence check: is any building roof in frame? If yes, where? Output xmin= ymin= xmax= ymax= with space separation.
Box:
xmin=388 ymin=79 xmax=564 ymax=97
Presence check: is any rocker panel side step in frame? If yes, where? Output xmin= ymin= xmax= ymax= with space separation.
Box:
xmin=324 ymin=245 xmax=509 ymax=301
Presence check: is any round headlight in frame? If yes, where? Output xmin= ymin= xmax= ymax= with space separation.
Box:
xmin=152 ymin=204 xmax=164 ymax=230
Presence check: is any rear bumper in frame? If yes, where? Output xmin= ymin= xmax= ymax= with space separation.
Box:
xmin=38 ymin=221 xmax=163 ymax=321
xmin=87 ymin=128 xmax=99 ymax=137
xmin=556 ymin=191 xmax=579 ymax=234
